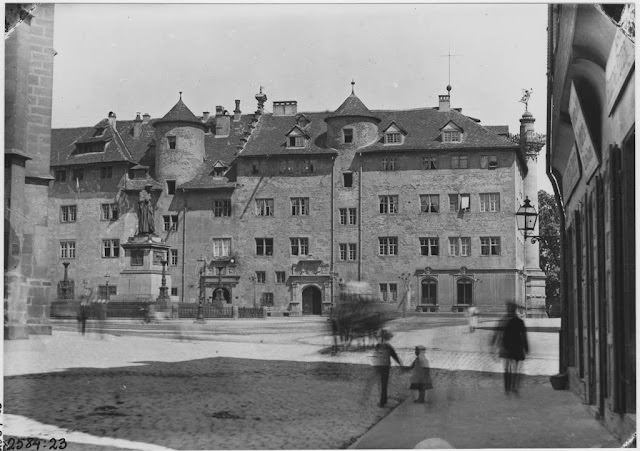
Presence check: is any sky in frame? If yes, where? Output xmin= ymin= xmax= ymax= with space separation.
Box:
xmin=50 ymin=3 xmax=553 ymax=192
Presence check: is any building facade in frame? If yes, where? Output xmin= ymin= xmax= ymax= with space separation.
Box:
xmin=4 ymin=4 xmax=56 ymax=338
xmin=48 ymin=84 xmax=546 ymax=316
xmin=547 ymin=3 xmax=635 ymax=440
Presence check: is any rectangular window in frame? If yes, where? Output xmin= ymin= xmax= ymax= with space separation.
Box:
xmin=163 ymin=215 xmax=179 ymax=231
xmin=98 ymin=285 xmax=117 ymax=298
xmin=256 ymin=271 xmax=266 ymax=283
xmin=379 ymin=195 xmax=399 ymax=214
xmin=482 ymin=155 xmax=499 ymax=169
xmin=449 ymin=237 xmax=471 ymax=257
xmin=479 ymin=193 xmax=500 ymax=212
xmin=381 ymin=157 xmax=396 ymax=171
xmin=59 ymin=241 xmax=76 ymax=259
xmin=255 ymin=238 xmax=273 ymax=256
xmin=349 ymin=208 xmax=357 ymax=225
xmin=339 ymin=243 xmax=347 ymax=261
xmin=290 ymin=237 xmax=309 ymax=256
xmin=343 ymin=128 xmax=353 ymax=143
xmin=100 ymin=166 xmax=113 ymax=179
xmin=101 ymin=203 xmax=118 ymax=221
xmin=422 ymin=157 xmax=437 ymax=170
xmin=339 ymin=208 xmax=347 ymax=225
xmin=349 ymin=243 xmax=357 ymax=260
xmin=102 ymin=239 xmax=120 ymax=258
xmin=378 ymin=237 xmax=398 ymax=256
xmin=303 ymin=160 xmax=314 ymax=173
xmin=168 ymin=136 xmax=176 ymax=149
xmin=171 ymin=287 xmax=178 ymax=296
xmin=255 ymin=198 xmax=274 ymax=216
xmin=288 ymin=136 xmax=304 ymax=147
xmin=449 ymin=193 xmax=471 ymax=212
xmin=130 ymin=249 xmax=144 ymax=266
xmin=252 ymin=163 xmax=260 ymax=175
xmin=451 ymin=155 xmax=468 ymax=169
xmin=419 ymin=237 xmax=439 ymax=256
xmin=213 ymin=199 xmax=232 ymax=217
xmin=167 ymin=180 xmax=176 ymax=195
xmin=291 ymin=197 xmax=309 ymax=216
xmin=72 ymin=168 xmax=84 ymax=181
xmin=276 ymin=271 xmax=286 ymax=284
xmin=261 ymin=292 xmax=274 ymax=307
xmin=443 ymin=130 xmax=461 ymax=143
xmin=55 ymin=169 xmax=67 ymax=182
xmin=60 ymin=205 xmax=77 ymax=223
xmin=343 ymin=172 xmax=353 ymax=187
xmin=212 ymin=238 xmax=231 ymax=257
xmin=480 ymin=237 xmax=501 ymax=256
xmin=379 ymin=283 xmax=398 ymax=302
xmin=448 ymin=237 xmax=459 ymax=256
xmin=419 ymin=194 xmax=439 ymax=213
xmin=385 ymin=132 xmax=401 ymax=144
xmin=170 ymin=249 xmax=178 ymax=265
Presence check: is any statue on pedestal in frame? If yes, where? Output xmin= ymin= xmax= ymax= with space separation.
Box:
xmin=138 ymin=187 xmax=155 ymax=235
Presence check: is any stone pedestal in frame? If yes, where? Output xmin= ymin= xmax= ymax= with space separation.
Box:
xmin=526 ymin=268 xmax=547 ymax=317
xmin=120 ymin=235 xmax=171 ymax=303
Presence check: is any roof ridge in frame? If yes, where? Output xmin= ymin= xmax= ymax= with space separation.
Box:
xmin=109 ymin=121 xmax=135 ymax=162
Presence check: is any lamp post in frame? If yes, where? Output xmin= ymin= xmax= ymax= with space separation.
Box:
xmin=516 ymin=196 xmax=543 ymax=318
xmin=104 ymin=273 xmax=111 ymax=302
xmin=195 ymin=256 xmax=206 ymax=323
xmin=248 ymin=274 xmax=256 ymax=308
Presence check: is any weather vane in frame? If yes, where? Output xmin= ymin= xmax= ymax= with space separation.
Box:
xmin=519 ymin=88 xmax=533 ymax=112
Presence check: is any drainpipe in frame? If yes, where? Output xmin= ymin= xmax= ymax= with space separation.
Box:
xmin=358 ymin=152 xmax=363 ymax=281
xmin=330 ymin=155 xmax=335 ymax=308
xmin=181 ymin=190 xmax=187 ymax=305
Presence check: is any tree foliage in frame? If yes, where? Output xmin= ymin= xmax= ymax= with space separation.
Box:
xmin=538 ymin=190 xmax=562 ymax=316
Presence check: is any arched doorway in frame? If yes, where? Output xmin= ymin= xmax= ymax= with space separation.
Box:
xmin=211 ymin=287 xmax=231 ymax=304
xmin=302 ymin=285 xmax=322 ymax=315
xmin=421 ymin=277 xmax=437 ymax=305
xmin=457 ymin=278 xmax=473 ymax=305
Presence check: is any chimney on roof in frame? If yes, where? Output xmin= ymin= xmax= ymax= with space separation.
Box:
xmin=234 ymin=99 xmax=241 ymax=122
xmin=108 ymin=111 xmax=117 ymax=129
xmin=215 ymin=106 xmax=225 ymax=116
xmin=142 ymin=113 xmax=151 ymax=124
xmin=202 ymin=111 xmax=210 ymax=122
xmin=438 ymin=85 xmax=452 ymax=112
xmin=215 ymin=108 xmax=231 ymax=137
xmin=273 ymin=101 xmax=297 ymax=116
xmin=255 ymin=86 xmax=267 ymax=115
xmin=133 ymin=112 xmax=143 ymax=138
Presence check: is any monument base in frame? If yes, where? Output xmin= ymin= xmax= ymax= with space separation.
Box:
xmin=120 ymin=235 xmax=171 ymax=303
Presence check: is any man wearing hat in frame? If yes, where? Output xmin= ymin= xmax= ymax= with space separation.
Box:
xmin=371 ymin=329 xmax=403 ymax=407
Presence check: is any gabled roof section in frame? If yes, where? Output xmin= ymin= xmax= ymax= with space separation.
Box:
xmin=439 ymin=120 xmax=464 ymax=132
xmin=285 ymin=125 xmax=311 ymax=139
xmin=381 ymin=121 xmax=408 ymax=135
xmin=153 ymin=97 xmax=206 ymax=128
xmin=178 ymin=159 xmax=237 ymax=191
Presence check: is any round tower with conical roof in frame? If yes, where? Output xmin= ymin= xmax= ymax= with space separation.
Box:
xmin=153 ymin=93 xmax=207 ymax=186
xmin=324 ymin=81 xmax=380 ymax=150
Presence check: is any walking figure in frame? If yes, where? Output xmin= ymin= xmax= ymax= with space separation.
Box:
xmin=492 ymin=302 xmax=529 ymax=395
xmin=78 ymin=302 xmax=88 ymax=335
xmin=406 ymin=345 xmax=433 ymax=403
xmin=467 ymin=305 xmax=479 ymax=332
xmin=371 ymin=329 xmax=403 ymax=407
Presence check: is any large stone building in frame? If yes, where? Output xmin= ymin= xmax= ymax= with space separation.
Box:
xmin=547 ymin=4 xmax=635 ymax=440
xmin=4 ymin=4 xmax=56 ymax=338
xmin=47 ymin=83 xmax=546 ymax=316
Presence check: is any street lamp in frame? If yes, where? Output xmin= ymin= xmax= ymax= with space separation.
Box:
xmin=104 ymin=273 xmax=111 ymax=302
xmin=195 ymin=256 xmax=207 ymax=323
xmin=248 ymin=274 xmax=256 ymax=308
xmin=516 ymin=197 xmax=541 ymax=243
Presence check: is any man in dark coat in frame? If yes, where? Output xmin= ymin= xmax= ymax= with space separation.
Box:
xmin=493 ymin=302 xmax=529 ymax=394
xmin=372 ymin=329 xmax=403 ymax=407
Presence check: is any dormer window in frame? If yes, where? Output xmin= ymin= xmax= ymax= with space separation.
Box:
xmin=288 ymin=136 xmax=305 ymax=148
xmin=343 ymin=128 xmax=353 ymax=144
xmin=168 ymin=136 xmax=176 ymax=150
xmin=213 ymin=166 xmax=227 ymax=177
xmin=443 ymin=130 xmax=461 ymax=143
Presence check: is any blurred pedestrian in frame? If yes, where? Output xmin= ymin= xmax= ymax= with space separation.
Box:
xmin=406 ymin=345 xmax=433 ymax=403
xmin=372 ymin=329 xmax=403 ymax=407
xmin=77 ymin=302 xmax=88 ymax=335
xmin=492 ymin=302 xmax=529 ymax=395
xmin=467 ymin=305 xmax=479 ymax=332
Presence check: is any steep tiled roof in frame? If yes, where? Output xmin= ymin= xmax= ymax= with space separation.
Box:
xmin=153 ymin=98 xmax=204 ymax=128
xmin=179 ymin=159 xmax=237 ymax=190
xmin=484 ymin=125 xmax=510 ymax=136
xmin=240 ymin=107 xmax=519 ymax=158
xmin=328 ymin=93 xmax=378 ymax=120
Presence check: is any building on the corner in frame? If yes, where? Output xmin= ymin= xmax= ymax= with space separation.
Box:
xmin=4 ymin=4 xmax=56 ymax=338
xmin=547 ymin=3 xmax=635 ymax=440
xmin=47 ymin=83 xmax=546 ymax=316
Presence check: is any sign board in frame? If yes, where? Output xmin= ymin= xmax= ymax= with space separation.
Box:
xmin=569 ymin=83 xmax=599 ymax=182
xmin=562 ymin=143 xmax=581 ymax=202
xmin=606 ymin=27 xmax=635 ymax=114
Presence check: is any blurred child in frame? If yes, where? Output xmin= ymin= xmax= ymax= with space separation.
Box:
xmin=406 ymin=345 xmax=433 ymax=403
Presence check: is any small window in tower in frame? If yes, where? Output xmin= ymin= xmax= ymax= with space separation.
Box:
xmin=343 ymin=128 xmax=353 ymax=144
xmin=167 ymin=180 xmax=176 ymax=195
xmin=168 ymin=136 xmax=177 ymax=150
xmin=343 ymin=172 xmax=353 ymax=188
